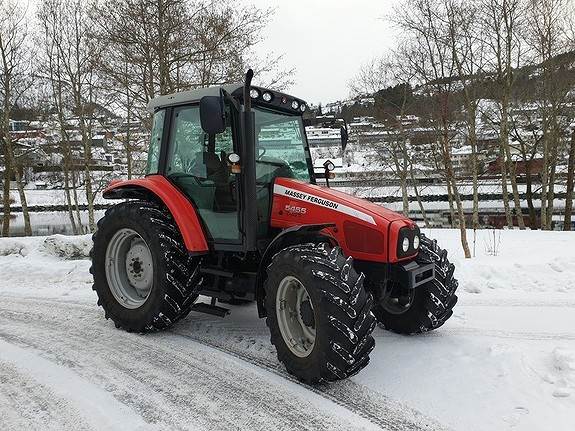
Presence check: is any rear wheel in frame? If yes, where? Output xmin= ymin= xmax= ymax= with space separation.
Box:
xmin=90 ymin=201 xmax=201 ymax=332
xmin=372 ymin=234 xmax=458 ymax=334
xmin=264 ymin=243 xmax=376 ymax=383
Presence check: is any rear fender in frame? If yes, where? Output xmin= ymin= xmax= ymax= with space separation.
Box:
xmin=103 ymin=175 xmax=209 ymax=254
xmin=255 ymin=223 xmax=336 ymax=318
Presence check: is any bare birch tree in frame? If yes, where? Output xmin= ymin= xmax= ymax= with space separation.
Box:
xmin=445 ymin=0 xmax=486 ymax=229
xmin=524 ymin=0 xmax=572 ymax=229
xmin=0 ymin=0 xmax=32 ymax=236
xmin=38 ymin=0 xmax=101 ymax=232
xmin=393 ymin=0 xmax=471 ymax=257
xmin=481 ymin=0 xmax=526 ymax=229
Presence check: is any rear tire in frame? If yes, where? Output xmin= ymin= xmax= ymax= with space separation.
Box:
xmin=264 ymin=243 xmax=376 ymax=383
xmin=90 ymin=201 xmax=201 ymax=332
xmin=372 ymin=234 xmax=458 ymax=334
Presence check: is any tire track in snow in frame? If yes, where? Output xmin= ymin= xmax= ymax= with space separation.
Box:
xmin=0 ymin=296 xmax=410 ymax=431
xmin=0 ymin=361 xmax=93 ymax=431
xmin=172 ymin=329 xmax=441 ymax=431
xmin=0 ymin=295 xmax=446 ymax=431
xmin=0 ymin=340 xmax=153 ymax=431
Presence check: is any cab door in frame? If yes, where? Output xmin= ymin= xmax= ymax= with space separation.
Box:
xmin=163 ymin=104 xmax=241 ymax=247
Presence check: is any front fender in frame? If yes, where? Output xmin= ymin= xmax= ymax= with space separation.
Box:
xmin=103 ymin=175 xmax=209 ymax=254
xmin=255 ymin=223 xmax=335 ymax=318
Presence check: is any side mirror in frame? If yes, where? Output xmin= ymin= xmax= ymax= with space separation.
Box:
xmin=323 ymin=159 xmax=336 ymax=172
xmin=340 ymin=126 xmax=349 ymax=151
xmin=323 ymin=159 xmax=336 ymax=188
xmin=200 ymin=96 xmax=225 ymax=134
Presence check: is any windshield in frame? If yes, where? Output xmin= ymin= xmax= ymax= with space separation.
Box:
xmin=254 ymin=107 xmax=312 ymax=183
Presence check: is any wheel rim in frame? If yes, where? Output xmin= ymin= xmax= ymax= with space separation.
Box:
xmin=380 ymin=283 xmax=416 ymax=315
xmin=105 ymin=228 xmax=154 ymax=309
xmin=276 ymin=275 xmax=316 ymax=358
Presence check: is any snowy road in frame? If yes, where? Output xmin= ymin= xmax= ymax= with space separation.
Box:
xmin=0 ymin=294 xmax=439 ymax=431
xmin=1 ymin=230 xmax=574 ymax=430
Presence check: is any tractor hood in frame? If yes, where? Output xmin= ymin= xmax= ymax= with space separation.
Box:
xmin=271 ymin=178 xmax=417 ymax=264
xmin=273 ymin=178 xmax=410 ymax=225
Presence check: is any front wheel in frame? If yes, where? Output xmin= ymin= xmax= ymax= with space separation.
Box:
xmin=264 ymin=243 xmax=376 ymax=384
xmin=372 ymin=234 xmax=458 ymax=334
xmin=90 ymin=201 xmax=201 ymax=332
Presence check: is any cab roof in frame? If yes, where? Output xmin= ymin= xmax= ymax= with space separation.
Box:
xmin=147 ymin=83 xmax=308 ymax=115
xmin=147 ymin=83 xmax=243 ymax=112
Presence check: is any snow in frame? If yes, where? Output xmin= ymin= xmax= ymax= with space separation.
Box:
xmin=0 ymin=239 xmax=29 ymax=256
xmin=0 ymin=229 xmax=574 ymax=430
xmin=42 ymin=234 xmax=92 ymax=259
xmin=0 ymin=340 xmax=158 ymax=431
xmin=356 ymin=228 xmax=575 ymax=431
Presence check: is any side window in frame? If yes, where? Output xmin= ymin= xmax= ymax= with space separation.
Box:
xmin=146 ymin=109 xmax=165 ymax=175
xmin=167 ymin=107 xmax=204 ymax=176
xmin=166 ymin=105 xmax=239 ymax=242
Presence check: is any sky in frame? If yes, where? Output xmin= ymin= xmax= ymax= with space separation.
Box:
xmin=247 ymin=0 xmax=401 ymax=106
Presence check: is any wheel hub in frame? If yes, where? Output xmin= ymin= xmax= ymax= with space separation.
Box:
xmin=276 ymin=276 xmax=316 ymax=358
xmin=299 ymin=300 xmax=315 ymax=328
xmin=105 ymin=228 xmax=154 ymax=309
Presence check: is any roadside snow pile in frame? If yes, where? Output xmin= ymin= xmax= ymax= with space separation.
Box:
xmin=0 ymin=235 xmax=93 ymax=299
xmin=550 ymin=347 xmax=575 ymax=398
xmin=0 ymin=239 xmax=28 ymax=257
xmin=421 ymin=228 xmax=575 ymax=295
xmin=42 ymin=234 xmax=92 ymax=259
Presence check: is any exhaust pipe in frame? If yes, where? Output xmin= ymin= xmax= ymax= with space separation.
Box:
xmin=242 ymin=69 xmax=258 ymax=251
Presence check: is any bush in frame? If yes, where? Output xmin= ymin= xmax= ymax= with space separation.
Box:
xmin=42 ymin=234 xmax=92 ymax=259
xmin=0 ymin=240 xmax=27 ymax=256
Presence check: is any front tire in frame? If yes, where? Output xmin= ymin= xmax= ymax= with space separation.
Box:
xmin=372 ymin=234 xmax=458 ymax=334
xmin=90 ymin=201 xmax=201 ymax=332
xmin=264 ymin=243 xmax=376 ymax=384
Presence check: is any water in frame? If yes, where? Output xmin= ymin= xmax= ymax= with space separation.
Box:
xmin=0 ymin=210 xmax=105 ymax=237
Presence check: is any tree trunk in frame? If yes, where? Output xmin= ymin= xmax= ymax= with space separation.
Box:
xmin=446 ymin=177 xmax=456 ymax=228
xmin=451 ymin=177 xmax=471 ymax=258
xmin=540 ymin=134 xmax=549 ymax=230
xmin=499 ymin=148 xmax=513 ymax=228
xmin=470 ymin=139 xmax=480 ymax=229
xmin=524 ymin=158 xmax=537 ymax=227
xmin=441 ymin=122 xmax=470 ymax=257
xmin=71 ymin=169 xmax=83 ymax=233
xmin=410 ymin=167 xmax=430 ymax=228
xmin=546 ymin=121 xmax=559 ymax=229
xmin=564 ymin=129 xmax=575 ymax=230
xmin=78 ymin=105 xmax=95 ymax=231
xmin=62 ymin=153 xmax=78 ymax=235
xmin=12 ymin=163 xmax=31 ymax=235
xmin=505 ymin=157 xmax=525 ymax=229
xmin=1 ymin=154 xmax=10 ymax=236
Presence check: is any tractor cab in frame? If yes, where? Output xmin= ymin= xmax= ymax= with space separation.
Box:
xmin=144 ymin=75 xmax=316 ymax=251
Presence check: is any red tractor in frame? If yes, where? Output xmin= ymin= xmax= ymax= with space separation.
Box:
xmin=91 ymin=70 xmax=458 ymax=383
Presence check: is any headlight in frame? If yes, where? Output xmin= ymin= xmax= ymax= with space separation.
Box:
xmin=300 ymin=103 xmax=306 ymax=112
xmin=250 ymin=88 xmax=260 ymax=99
xmin=262 ymin=92 xmax=273 ymax=102
xmin=413 ymin=235 xmax=420 ymax=249
xmin=402 ymin=237 xmax=410 ymax=252
xmin=291 ymin=100 xmax=299 ymax=110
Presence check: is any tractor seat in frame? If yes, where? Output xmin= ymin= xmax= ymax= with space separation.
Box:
xmin=202 ymin=151 xmax=235 ymax=212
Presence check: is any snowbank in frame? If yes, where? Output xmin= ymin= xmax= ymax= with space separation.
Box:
xmin=0 ymin=235 xmax=93 ymax=300
xmin=0 ymin=240 xmax=28 ymax=257
xmin=42 ymin=234 xmax=92 ymax=259
xmin=421 ymin=228 xmax=575 ymax=295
